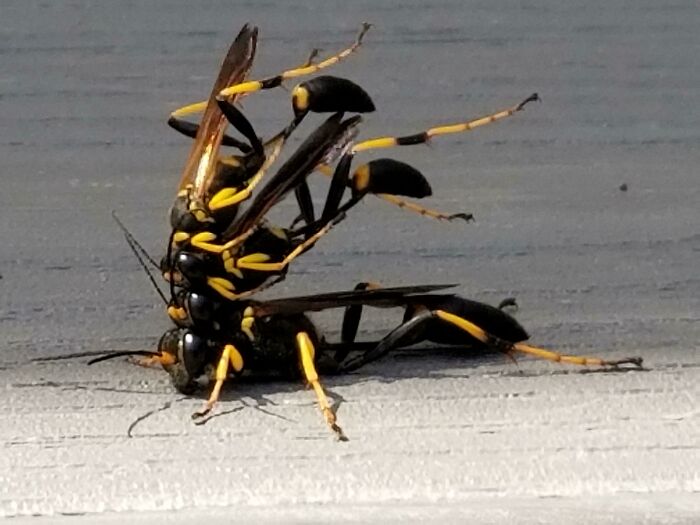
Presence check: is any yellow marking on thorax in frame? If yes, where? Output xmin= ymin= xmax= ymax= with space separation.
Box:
xmin=207 ymin=277 xmax=237 ymax=301
xmin=241 ymin=316 xmax=255 ymax=341
xmin=173 ymin=231 xmax=190 ymax=244
xmin=167 ymin=306 xmax=188 ymax=322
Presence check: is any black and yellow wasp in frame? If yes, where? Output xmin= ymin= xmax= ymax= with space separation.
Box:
xmin=160 ymin=23 xmax=540 ymax=306
xmin=90 ymin=24 xmax=642 ymax=440
xmin=93 ymin=279 xmax=642 ymax=440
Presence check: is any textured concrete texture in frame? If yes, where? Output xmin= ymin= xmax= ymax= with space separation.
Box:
xmin=1 ymin=1 xmax=698 ymax=522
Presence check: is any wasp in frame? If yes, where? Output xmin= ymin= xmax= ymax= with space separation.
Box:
xmin=159 ymin=23 xmax=382 ymax=304
xmin=166 ymin=23 xmax=374 ymax=234
xmin=89 ymin=24 xmax=643 ymax=442
xmin=91 ymin=283 xmax=643 ymax=440
xmin=160 ymin=24 xmax=542 ymax=309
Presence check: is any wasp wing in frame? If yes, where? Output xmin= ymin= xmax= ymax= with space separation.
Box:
xmin=176 ymin=24 xmax=258 ymax=196
xmin=222 ymin=113 xmax=361 ymax=240
xmin=251 ymin=284 xmax=459 ymax=317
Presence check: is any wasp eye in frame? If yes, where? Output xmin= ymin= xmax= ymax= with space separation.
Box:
xmin=182 ymin=331 xmax=211 ymax=377
xmin=157 ymin=329 xmax=181 ymax=360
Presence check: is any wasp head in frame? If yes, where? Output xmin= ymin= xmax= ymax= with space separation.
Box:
xmin=157 ymin=329 xmax=215 ymax=394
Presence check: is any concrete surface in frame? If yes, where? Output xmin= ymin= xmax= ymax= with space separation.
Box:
xmin=1 ymin=1 xmax=698 ymax=522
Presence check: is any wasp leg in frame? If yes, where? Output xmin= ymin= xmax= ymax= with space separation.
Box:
xmin=341 ymin=309 xmax=643 ymax=372
xmin=232 ymin=215 xmax=342 ymax=273
xmin=320 ymin=154 xmax=353 ymax=224
xmin=294 ymin=180 xmax=316 ymax=227
xmin=167 ymin=23 xmax=369 ymax=121
xmin=166 ymin=43 xmax=332 ymax=144
xmin=340 ymin=311 xmax=432 ymax=372
xmin=166 ymin=117 xmax=254 ymax=153
xmin=217 ymin=23 xmax=371 ymax=101
xmin=351 ymin=93 xmax=540 ymax=154
xmin=434 ymin=310 xmax=643 ymax=368
xmin=341 ymin=281 xmax=384 ymax=344
xmin=377 ymin=194 xmax=474 ymax=223
xmin=296 ymin=332 xmax=347 ymax=440
xmin=336 ymin=281 xmax=383 ymax=364
xmin=216 ymin=99 xmax=265 ymax=155
xmin=192 ymin=344 xmax=244 ymax=423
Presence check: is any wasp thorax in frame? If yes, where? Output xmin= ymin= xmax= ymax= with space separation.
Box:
xmin=168 ymin=290 xmax=223 ymax=331
xmin=174 ymin=251 xmax=211 ymax=284
xmin=169 ymin=195 xmax=216 ymax=233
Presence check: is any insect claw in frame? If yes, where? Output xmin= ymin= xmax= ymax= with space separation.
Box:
xmin=497 ymin=297 xmax=518 ymax=311
xmin=358 ymin=22 xmax=372 ymax=41
xmin=333 ymin=424 xmax=349 ymax=442
xmin=504 ymin=351 xmax=520 ymax=369
xmin=448 ymin=212 xmax=475 ymax=223
xmin=607 ymin=356 xmax=644 ymax=368
xmin=192 ymin=416 xmax=211 ymax=426
xmin=323 ymin=408 xmax=347 ymax=441
xmin=517 ymin=92 xmax=540 ymax=110
xmin=191 ymin=406 xmax=213 ymax=422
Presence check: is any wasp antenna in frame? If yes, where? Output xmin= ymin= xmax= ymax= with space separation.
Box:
xmin=127 ymin=234 xmax=169 ymax=305
xmin=111 ymin=211 xmax=168 ymax=305
xmin=166 ymin=229 xmax=177 ymax=304
xmin=111 ymin=211 xmax=159 ymax=268
xmin=88 ymin=350 xmax=162 ymax=365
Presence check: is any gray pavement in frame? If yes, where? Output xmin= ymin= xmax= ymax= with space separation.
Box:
xmin=1 ymin=1 xmax=698 ymax=522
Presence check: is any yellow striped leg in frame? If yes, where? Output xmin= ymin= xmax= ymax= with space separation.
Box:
xmin=170 ymin=23 xmax=371 ymax=118
xmin=351 ymin=93 xmax=539 ymax=154
xmin=173 ymin=23 xmax=371 ymax=119
xmin=217 ymin=23 xmax=371 ymax=100
xmin=297 ymin=332 xmax=346 ymax=440
xmin=377 ymin=194 xmax=474 ymax=222
xmin=192 ymin=344 xmax=244 ymax=422
xmin=434 ymin=310 xmax=643 ymax=368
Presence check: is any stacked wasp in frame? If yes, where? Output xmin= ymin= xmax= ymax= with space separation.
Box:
xmin=93 ymin=24 xmax=642 ymax=440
